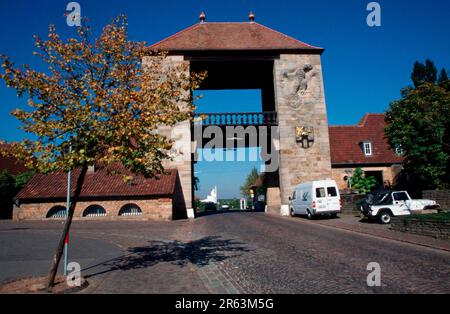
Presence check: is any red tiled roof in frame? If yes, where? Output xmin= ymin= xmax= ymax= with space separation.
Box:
xmin=329 ymin=114 xmax=404 ymax=165
xmin=150 ymin=22 xmax=323 ymax=52
xmin=0 ymin=143 xmax=29 ymax=175
xmin=15 ymin=166 xmax=178 ymax=201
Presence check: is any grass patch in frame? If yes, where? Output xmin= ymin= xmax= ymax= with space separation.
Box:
xmin=401 ymin=212 xmax=450 ymax=222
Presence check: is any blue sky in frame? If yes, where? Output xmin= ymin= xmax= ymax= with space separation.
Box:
xmin=0 ymin=0 xmax=449 ymax=198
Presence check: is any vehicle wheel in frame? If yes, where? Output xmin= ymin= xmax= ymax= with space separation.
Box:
xmin=290 ymin=208 xmax=295 ymax=217
xmin=378 ymin=211 xmax=392 ymax=224
xmin=330 ymin=213 xmax=338 ymax=219
xmin=307 ymin=210 xmax=313 ymax=220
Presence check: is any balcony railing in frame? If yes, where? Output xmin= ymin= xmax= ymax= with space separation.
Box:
xmin=194 ymin=112 xmax=278 ymax=126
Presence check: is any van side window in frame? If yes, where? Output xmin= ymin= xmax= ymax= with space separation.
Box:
xmin=327 ymin=187 xmax=338 ymax=197
xmin=316 ymin=188 xmax=326 ymax=198
xmin=292 ymin=191 xmax=296 ymax=200
xmin=393 ymin=192 xmax=409 ymax=201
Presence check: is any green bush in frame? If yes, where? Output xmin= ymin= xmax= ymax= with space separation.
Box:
xmin=352 ymin=168 xmax=377 ymax=194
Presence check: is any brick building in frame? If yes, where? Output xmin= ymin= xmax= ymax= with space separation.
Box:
xmin=13 ymin=166 xmax=187 ymax=221
xmin=329 ymin=114 xmax=404 ymax=191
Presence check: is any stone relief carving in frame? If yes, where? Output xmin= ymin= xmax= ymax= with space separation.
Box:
xmin=282 ymin=63 xmax=321 ymax=110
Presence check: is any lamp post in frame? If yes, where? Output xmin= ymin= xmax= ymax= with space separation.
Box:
xmin=64 ymin=144 xmax=72 ymax=276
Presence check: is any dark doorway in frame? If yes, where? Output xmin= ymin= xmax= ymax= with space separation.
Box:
xmin=365 ymin=171 xmax=384 ymax=190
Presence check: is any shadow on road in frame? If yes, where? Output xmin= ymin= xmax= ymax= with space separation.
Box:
xmin=196 ymin=209 xmax=264 ymax=218
xmin=83 ymin=236 xmax=250 ymax=279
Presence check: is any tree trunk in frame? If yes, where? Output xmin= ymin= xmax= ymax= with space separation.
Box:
xmin=46 ymin=165 xmax=88 ymax=292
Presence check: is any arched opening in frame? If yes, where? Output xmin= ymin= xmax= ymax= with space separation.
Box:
xmin=46 ymin=206 xmax=67 ymax=219
xmin=83 ymin=205 xmax=107 ymax=217
xmin=118 ymin=203 xmax=143 ymax=216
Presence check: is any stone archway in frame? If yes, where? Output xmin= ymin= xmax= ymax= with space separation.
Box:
xmin=148 ymin=16 xmax=332 ymax=217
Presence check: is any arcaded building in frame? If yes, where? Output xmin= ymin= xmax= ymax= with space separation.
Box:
xmin=13 ymin=167 xmax=187 ymax=221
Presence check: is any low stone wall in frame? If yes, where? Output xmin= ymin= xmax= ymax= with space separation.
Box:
xmin=391 ymin=217 xmax=450 ymax=239
xmin=340 ymin=194 xmax=365 ymax=214
xmin=422 ymin=190 xmax=450 ymax=210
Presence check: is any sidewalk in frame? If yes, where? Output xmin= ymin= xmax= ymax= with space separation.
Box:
xmin=304 ymin=214 xmax=450 ymax=252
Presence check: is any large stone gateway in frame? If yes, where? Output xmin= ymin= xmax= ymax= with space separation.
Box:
xmin=11 ymin=14 xmax=333 ymax=221
xmin=150 ymin=13 xmax=332 ymax=217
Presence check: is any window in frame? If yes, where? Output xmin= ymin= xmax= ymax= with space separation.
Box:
xmin=292 ymin=191 xmax=296 ymax=200
xmin=316 ymin=187 xmax=326 ymax=198
xmin=327 ymin=187 xmax=338 ymax=197
xmin=363 ymin=142 xmax=373 ymax=156
xmin=46 ymin=206 xmax=67 ymax=219
xmin=393 ymin=192 xmax=409 ymax=202
xmin=119 ymin=204 xmax=143 ymax=216
xmin=83 ymin=205 xmax=107 ymax=217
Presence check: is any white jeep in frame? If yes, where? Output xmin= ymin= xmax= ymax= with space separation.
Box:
xmin=360 ymin=190 xmax=440 ymax=224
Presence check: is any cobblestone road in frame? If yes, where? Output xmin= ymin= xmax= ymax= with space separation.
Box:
xmin=0 ymin=213 xmax=449 ymax=294
xmin=192 ymin=213 xmax=450 ymax=293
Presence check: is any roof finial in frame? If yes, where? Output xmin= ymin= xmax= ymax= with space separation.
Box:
xmin=248 ymin=11 xmax=255 ymax=22
xmin=199 ymin=11 xmax=206 ymax=24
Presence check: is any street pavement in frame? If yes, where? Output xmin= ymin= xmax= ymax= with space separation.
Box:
xmin=0 ymin=213 xmax=449 ymax=294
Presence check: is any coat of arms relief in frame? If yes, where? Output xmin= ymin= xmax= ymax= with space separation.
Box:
xmin=295 ymin=126 xmax=315 ymax=149
xmin=281 ymin=63 xmax=321 ymax=110
xmin=281 ymin=63 xmax=321 ymax=149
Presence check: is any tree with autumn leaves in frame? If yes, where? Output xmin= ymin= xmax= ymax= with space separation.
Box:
xmin=0 ymin=16 xmax=204 ymax=291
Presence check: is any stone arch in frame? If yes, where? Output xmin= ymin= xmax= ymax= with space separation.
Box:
xmin=46 ymin=205 xmax=67 ymax=219
xmin=83 ymin=204 xmax=107 ymax=217
xmin=118 ymin=203 xmax=143 ymax=216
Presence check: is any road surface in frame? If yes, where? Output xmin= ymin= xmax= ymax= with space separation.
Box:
xmin=0 ymin=213 xmax=449 ymax=293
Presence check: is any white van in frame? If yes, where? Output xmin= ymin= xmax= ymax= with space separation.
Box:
xmin=289 ymin=180 xmax=341 ymax=219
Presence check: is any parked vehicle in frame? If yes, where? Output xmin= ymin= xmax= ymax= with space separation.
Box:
xmin=289 ymin=180 xmax=341 ymax=219
xmin=220 ymin=204 xmax=230 ymax=210
xmin=204 ymin=202 xmax=217 ymax=212
xmin=360 ymin=190 xmax=440 ymax=224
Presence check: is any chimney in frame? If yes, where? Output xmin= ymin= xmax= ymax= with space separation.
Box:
xmin=199 ymin=11 xmax=206 ymax=24
xmin=248 ymin=11 xmax=255 ymax=23
xmin=88 ymin=165 xmax=95 ymax=173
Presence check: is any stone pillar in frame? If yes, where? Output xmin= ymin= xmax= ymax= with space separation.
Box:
xmin=273 ymin=54 xmax=332 ymax=216
xmin=144 ymin=55 xmax=194 ymax=219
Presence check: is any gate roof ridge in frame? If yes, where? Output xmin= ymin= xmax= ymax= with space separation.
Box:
xmin=149 ymin=21 xmax=323 ymax=54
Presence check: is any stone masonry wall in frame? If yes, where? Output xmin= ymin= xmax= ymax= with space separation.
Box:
xmin=273 ymin=54 xmax=332 ymax=214
xmin=14 ymin=198 xmax=174 ymax=221
xmin=340 ymin=194 xmax=366 ymax=215
xmin=143 ymin=55 xmax=193 ymax=213
xmin=391 ymin=217 xmax=450 ymax=239
xmin=422 ymin=190 xmax=450 ymax=210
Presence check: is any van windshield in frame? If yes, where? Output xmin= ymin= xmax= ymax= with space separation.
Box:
xmin=327 ymin=187 xmax=338 ymax=197
xmin=316 ymin=188 xmax=326 ymax=198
